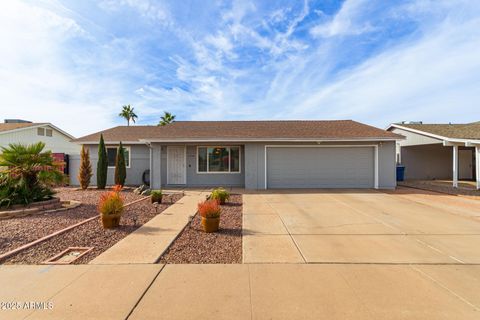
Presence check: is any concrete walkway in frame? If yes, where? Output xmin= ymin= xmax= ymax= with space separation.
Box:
xmin=1 ymin=264 xmax=479 ymax=319
xmin=90 ymin=191 xmax=208 ymax=264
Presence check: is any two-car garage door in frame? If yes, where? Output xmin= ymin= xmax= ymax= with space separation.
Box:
xmin=266 ymin=146 xmax=375 ymax=188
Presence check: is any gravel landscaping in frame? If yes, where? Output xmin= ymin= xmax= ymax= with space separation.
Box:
xmin=0 ymin=190 xmax=182 ymax=264
xmin=0 ymin=187 xmax=145 ymax=255
xmin=159 ymin=194 xmax=242 ymax=264
xmin=399 ymin=180 xmax=480 ymax=198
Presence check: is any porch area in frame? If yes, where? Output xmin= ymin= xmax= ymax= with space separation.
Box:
xmin=400 ymin=143 xmax=480 ymax=190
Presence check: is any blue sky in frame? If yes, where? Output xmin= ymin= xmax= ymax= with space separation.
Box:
xmin=1 ymin=0 xmax=480 ymax=136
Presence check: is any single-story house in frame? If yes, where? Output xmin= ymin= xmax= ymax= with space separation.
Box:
xmin=387 ymin=121 xmax=480 ymax=189
xmin=71 ymin=120 xmax=402 ymax=190
xmin=0 ymin=119 xmax=79 ymax=155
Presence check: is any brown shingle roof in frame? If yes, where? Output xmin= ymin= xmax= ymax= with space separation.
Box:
xmin=0 ymin=122 xmax=46 ymax=133
xmin=397 ymin=122 xmax=480 ymax=140
xmin=74 ymin=120 xmax=401 ymax=143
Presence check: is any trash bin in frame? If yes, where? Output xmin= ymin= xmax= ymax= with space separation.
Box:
xmin=396 ymin=166 xmax=405 ymax=181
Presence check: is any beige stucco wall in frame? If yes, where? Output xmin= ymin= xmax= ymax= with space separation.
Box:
xmin=401 ymin=144 xmax=452 ymax=180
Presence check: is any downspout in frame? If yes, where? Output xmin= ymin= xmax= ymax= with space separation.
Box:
xmin=145 ymin=141 xmax=153 ymax=187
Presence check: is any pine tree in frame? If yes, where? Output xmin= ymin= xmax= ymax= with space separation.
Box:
xmin=114 ymin=142 xmax=127 ymax=186
xmin=78 ymin=145 xmax=93 ymax=190
xmin=97 ymin=134 xmax=108 ymax=189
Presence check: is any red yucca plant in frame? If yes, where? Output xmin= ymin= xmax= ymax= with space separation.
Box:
xmin=112 ymin=184 xmax=123 ymax=192
xmin=198 ymin=200 xmax=221 ymax=219
xmin=98 ymin=186 xmax=124 ymax=216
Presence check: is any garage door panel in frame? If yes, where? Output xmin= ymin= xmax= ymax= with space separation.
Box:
xmin=267 ymin=147 xmax=374 ymax=188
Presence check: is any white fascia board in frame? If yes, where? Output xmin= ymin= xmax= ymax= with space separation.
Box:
xmin=443 ymin=141 xmax=463 ymax=146
xmin=388 ymin=124 xmax=448 ymax=141
xmin=465 ymin=141 xmax=480 ymax=146
xmin=389 ymin=124 xmax=480 ymax=146
xmin=139 ymin=137 xmax=401 ymax=143
xmin=77 ymin=141 xmax=146 ymax=145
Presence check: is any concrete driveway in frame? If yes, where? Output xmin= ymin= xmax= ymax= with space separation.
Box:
xmin=243 ymin=188 xmax=480 ymax=264
xmin=2 ymin=188 xmax=479 ymax=319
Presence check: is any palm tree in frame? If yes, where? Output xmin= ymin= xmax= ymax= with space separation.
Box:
xmin=0 ymin=142 xmax=64 ymax=206
xmin=158 ymin=111 xmax=176 ymax=126
xmin=119 ymin=105 xmax=138 ymax=126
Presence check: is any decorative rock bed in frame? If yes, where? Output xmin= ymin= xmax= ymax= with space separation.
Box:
xmin=0 ymin=198 xmax=81 ymax=220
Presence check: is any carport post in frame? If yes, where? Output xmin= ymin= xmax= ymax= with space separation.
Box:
xmin=476 ymin=146 xmax=480 ymax=190
xmin=452 ymin=145 xmax=458 ymax=188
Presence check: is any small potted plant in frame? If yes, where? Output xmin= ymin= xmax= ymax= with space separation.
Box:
xmin=151 ymin=190 xmax=163 ymax=204
xmin=210 ymin=187 xmax=230 ymax=205
xmin=198 ymin=200 xmax=221 ymax=233
xmin=98 ymin=185 xmax=124 ymax=228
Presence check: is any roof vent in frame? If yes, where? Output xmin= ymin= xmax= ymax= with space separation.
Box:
xmin=408 ymin=121 xmax=423 ymax=124
xmin=4 ymin=119 xmax=32 ymax=123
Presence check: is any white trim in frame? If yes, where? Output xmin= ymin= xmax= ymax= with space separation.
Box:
xmin=264 ymin=145 xmax=379 ymax=190
xmin=388 ymin=124 xmax=480 ymax=145
xmin=106 ymin=146 xmax=131 ymax=169
xmin=452 ymin=145 xmax=458 ymax=188
xmin=476 ymin=146 xmax=480 ymax=190
xmin=80 ymin=137 xmax=401 ymax=145
xmin=166 ymin=145 xmax=187 ymax=185
xmin=374 ymin=145 xmax=379 ymax=189
xmin=196 ymin=146 xmax=242 ymax=174
xmin=443 ymin=140 xmax=464 ymax=147
xmin=77 ymin=141 xmax=146 ymax=145
xmin=264 ymin=146 xmax=268 ymax=189
xmin=148 ymin=144 xmax=153 ymax=187
xmin=141 ymin=137 xmax=400 ymax=143
xmin=388 ymin=124 xmax=448 ymax=141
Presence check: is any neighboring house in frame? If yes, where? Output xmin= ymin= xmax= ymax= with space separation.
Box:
xmin=71 ymin=120 xmax=402 ymax=190
xmin=387 ymin=121 xmax=480 ymax=189
xmin=0 ymin=119 xmax=79 ymax=154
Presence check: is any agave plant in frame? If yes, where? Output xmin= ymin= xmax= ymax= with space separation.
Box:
xmin=0 ymin=142 xmax=64 ymax=207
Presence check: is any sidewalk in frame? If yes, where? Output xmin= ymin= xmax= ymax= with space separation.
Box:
xmin=90 ymin=191 xmax=208 ymax=264
xmin=1 ymin=264 xmax=479 ymax=319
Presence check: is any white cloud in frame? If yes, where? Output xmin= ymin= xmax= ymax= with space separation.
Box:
xmin=277 ymin=17 xmax=480 ymax=125
xmin=310 ymin=0 xmax=374 ymax=38
xmin=0 ymin=1 xmax=131 ymax=136
xmin=1 ymin=0 xmax=479 ymax=138
xmin=99 ymin=0 xmax=171 ymax=25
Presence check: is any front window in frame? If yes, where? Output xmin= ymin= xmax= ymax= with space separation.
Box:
xmin=197 ymin=146 xmax=240 ymax=173
xmin=106 ymin=146 xmax=130 ymax=168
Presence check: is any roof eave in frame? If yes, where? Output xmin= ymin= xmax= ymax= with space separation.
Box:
xmin=139 ymin=137 xmax=402 ymax=143
xmin=0 ymin=123 xmax=75 ymax=140
xmin=388 ymin=123 xmax=480 ymax=144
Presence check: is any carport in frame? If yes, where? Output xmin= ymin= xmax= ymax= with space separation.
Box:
xmin=388 ymin=122 xmax=480 ymax=189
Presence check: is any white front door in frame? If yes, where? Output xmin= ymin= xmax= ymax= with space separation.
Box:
xmin=167 ymin=146 xmax=186 ymax=185
xmin=459 ymin=149 xmax=473 ymax=180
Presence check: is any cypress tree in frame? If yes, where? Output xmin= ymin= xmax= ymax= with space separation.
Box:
xmin=114 ymin=142 xmax=127 ymax=186
xmin=78 ymin=145 xmax=93 ymax=190
xmin=97 ymin=134 xmax=108 ymax=189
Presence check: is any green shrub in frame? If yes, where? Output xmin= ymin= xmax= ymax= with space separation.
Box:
xmin=210 ymin=187 xmax=230 ymax=204
xmin=97 ymin=134 xmax=108 ymax=189
xmin=114 ymin=142 xmax=126 ymax=186
xmin=151 ymin=190 xmax=162 ymax=203
xmin=0 ymin=142 xmax=63 ymax=207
